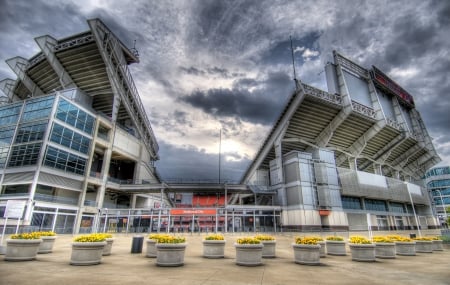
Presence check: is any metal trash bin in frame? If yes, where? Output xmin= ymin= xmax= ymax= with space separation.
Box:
xmin=131 ymin=235 xmax=144 ymax=253
xmin=409 ymin=233 xmax=416 ymax=239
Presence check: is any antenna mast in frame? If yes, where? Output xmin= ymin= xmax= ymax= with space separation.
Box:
xmin=290 ymin=36 xmax=299 ymax=90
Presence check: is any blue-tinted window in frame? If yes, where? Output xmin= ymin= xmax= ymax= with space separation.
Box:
xmin=21 ymin=96 xmax=54 ymax=122
xmin=428 ymin=180 xmax=450 ymax=188
xmin=7 ymin=143 xmax=42 ymax=167
xmin=0 ymin=126 xmax=16 ymax=147
xmin=342 ymin=196 xmax=362 ymax=210
xmin=44 ymin=146 xmax=86 ymax=175
xmin=0 ymin=103 xmax=22 ymax=126
xmin=389 ymin=202 xmax=405 ymax=213
xmin=49 ymin=123 xmax=91 ymax=154
xmin=55 ymin=98 xmax=94 ymax=135
xmin=364 ymin=199 xmax=387 ymax=212
xmin=14 ymin=121 xmax=48 ymax=143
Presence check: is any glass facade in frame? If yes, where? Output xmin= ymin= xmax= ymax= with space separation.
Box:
xmin=15 ymin=121 xmax=48 ymax=143
xmin=0 ymin=103 xmax=22 ymax=125
xmin=364 ymin=199 xmax=387 ymax=212
xmin=341 ymin=196 xmax=362 ymax=210
xmin=49 ymin=123 xmax=91 ymax=154
xmin=8 ymin=143 xmax=42 ymax=167
xmin=43 ymin=145 xmax=87 ymax=175
xmin=21 ymin=96 xmax=54 ymax=122
xmin=389 ymin=202 xmax=405 ymax=213
xmin=56 ymin=98 xmax=94 ymax=135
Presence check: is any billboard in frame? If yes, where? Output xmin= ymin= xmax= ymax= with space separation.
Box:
xmin=370 ymin=66 xmax=415 ymax=108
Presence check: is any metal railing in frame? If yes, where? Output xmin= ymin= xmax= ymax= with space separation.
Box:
xmin=34 ymin=193 xmax=78 ymax=205
xmin=302 ymin=83 xmax=342 ymax=105
xmin=351 ymin=100 xmax=376 ymax=119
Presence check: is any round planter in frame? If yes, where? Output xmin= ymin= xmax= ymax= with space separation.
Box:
xmin=102 ymin=238 xmax=114 ymax=256
xmin=326 ymin=240 xmax=347 ymax=256
xmin=349 ymin=243 xmax=376 ymax=262
xmin=395 ymin=242 xmax=416 ymax=256
xmin=261 ymin=240 xmax=276 ymax=258
xmin=317 ymin=241 xmax=326 ymax=258
xmin=156 ymin=243 xmax=187 ymax=267
xmin=146 ymin=239 xmax=157 ymax=258
xmin=415 ymin=240 xmax=433 ymax=253
xmin=5 ymin=239 xmax=42 ymax=261
xmin=38 ymin=236 xmax=57 ymax=254
xmin=292 ymin=244 xmax=321 ymax=265
xmin=203 ymin=240 xmax=226 ymax=258
xmin=234 ymin=243 xmax=264 ymax=266
xmin=374 ymin=242 xmax=396 ymax=259
xmin=70 ymin=241 xmax=107 ymax=266
xmin=432 ymin=240 xmax=444 ymax=251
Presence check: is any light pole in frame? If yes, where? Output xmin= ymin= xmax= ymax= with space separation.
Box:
xmin=435 ymin=189 xmax=447 ymax=225
xmin=405 ymin=182 xmax=422 ymax=237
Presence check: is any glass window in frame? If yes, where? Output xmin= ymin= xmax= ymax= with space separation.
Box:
xmin=49 ymin=123 xmax=91 ymax=154
xmin=7 ymin=143 xmax=42 ymax=167
xmin=21 ymin=96 xmax=54 ymax=122
xmin=364 ymin=199 xmax=387 ymax=212
xmin=389 ymin=202 xmax=405 ymax=213
xmin=342 ymin=196 xmax=362 ymax=210
xmin=55 ymin=98 xmax=95 ymax=135
xmin=43 ymin=146 xmax=86 ymax=175
xmin=0 ymin=103 xmax=22 ymax=126
xmin=0 ymin=126 xmax=16 ymax=147
xmin=14 ymin=121 xmax=48 ymax=144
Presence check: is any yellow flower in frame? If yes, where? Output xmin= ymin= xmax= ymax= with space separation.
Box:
xmin=349 ymin=236 xmax=372 ymax=244
xmin=254 ymin=235 xmax=275 ymax=241
xmin=372 ymin=236 xmax=393 ymax=243
xmin=205 ymin=234 xmax=225 ymax=241
xmin=74 ymin=233 xmax=107 ymax=242
xmin=295 ymin=236 xmax=322 ymax=245
xmin=10 ymin=232 xmax=41 ymax=240
xmin=152 ymin=234 xmax=186 ymax=244
xmin=236 ymin=237 xmax=261 ymax=244
xmin=326 ymin=236 xmax=344 ymax=241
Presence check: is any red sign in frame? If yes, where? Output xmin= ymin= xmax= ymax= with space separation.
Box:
xmin=170 ymin=209 xmax=217 ymax=215
xmin=370 ymin=66 xmax=415 ymax=108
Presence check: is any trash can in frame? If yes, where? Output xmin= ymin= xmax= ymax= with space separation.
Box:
xmin=409 ymin=233 xmax=416 ymax=239
xmin=131 ymin=235 xmax=144 ymax=253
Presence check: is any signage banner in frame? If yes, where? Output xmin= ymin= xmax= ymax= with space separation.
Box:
xmin=170 ymin=209 xmax=217 ymax=215
xmin=4 ymin=200 xmax=27 ymax=219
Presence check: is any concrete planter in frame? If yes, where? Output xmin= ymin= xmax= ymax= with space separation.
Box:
xmin=349 ymin=243 xmax=376 ymax=262
xmin=292 ymin=244 xmax=321 ymax=265
xmin=374 ymin=242 xmax=396 ymax=259
xmin=156 ymin=243 xmax=187 ymax=267
xmin=395 ymin=242 xmax=416 ymax=256
xmin=261 ymin=240 xmax=276 ymax=258
xmin=432 ymin=240 xmax=444 ymax=251
xmin=70 ymin=241 xmax=106 ymax=265
xmin=415 ymin=240 xmax=433 ymax=253
xmin=326 ymin=240 xmax=347 ymax=256
xmin=234 ymin=243 xmax=264 ymax=266
xmin=5 ymin=239 xmax=42 ymax=261
xmin=38 ymin=236 xmax=56 ymax=254
xmin=317 ymin=241 xmax=326 ymax=258
xmin=146 ymin=239 xmax=157 ymax=258
xmin=102 ymin=238 xmax=114 ymax=256
xmin=203 ymin=240 xmax=226 ymax=258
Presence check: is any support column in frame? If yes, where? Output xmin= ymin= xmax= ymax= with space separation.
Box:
xmin=6 ymin=57 xmax=44 ymax=97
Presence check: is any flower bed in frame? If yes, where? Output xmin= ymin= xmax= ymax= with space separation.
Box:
xmin=203 ymin=234 xmax=226 ymax=258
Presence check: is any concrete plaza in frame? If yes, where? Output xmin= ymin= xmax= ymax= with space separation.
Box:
xmin=0 ymin=233 xmax=449 ymax=285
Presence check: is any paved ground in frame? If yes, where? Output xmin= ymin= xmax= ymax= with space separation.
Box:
xmin=0 ymin=233 xmax=449 ymax=285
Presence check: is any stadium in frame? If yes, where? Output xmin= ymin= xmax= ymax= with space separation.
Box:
xmin=0 ymin=19 xmax=441 ymax=234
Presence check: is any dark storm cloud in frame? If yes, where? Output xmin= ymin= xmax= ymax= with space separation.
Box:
xmin=156 ymin=141 xmax=251 ymax=182
xmin=259 ymin=32 xmax=322 ymax=66
xmin=181 ymin=71 xmax=293 ymax=125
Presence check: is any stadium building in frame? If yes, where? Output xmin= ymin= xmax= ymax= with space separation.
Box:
xmin=0 ymin=20 xmax=442 ymax=234
xmin=426 ymin=166 xmax=450 ymax=227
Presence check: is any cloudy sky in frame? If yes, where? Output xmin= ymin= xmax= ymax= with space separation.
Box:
xmin=0 ymin=0 xmax=449 ymax=182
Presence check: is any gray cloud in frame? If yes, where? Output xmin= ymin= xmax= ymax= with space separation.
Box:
xmin=181 ymin=71 xmax=293 ymax=125
xmin=156 ymin=141 xmax=251 ymax=182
